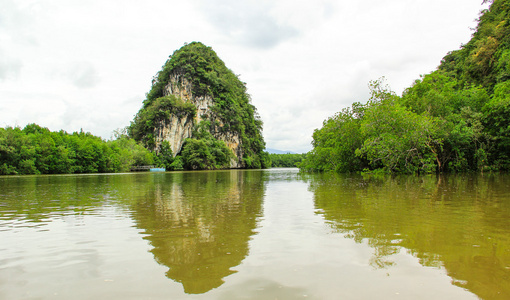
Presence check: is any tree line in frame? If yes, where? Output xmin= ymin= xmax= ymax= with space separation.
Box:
xmin=268 ymin=153 xmax=306 ymax=168
xmin=0 ymin=124 xmax=158 ymax=175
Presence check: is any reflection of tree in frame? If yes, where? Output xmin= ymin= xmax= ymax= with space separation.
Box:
xmin=309 ymin=173 xmax=510 ymax=299
xmin=130 ymin=170 xmax=265 ymax=294
xmin=0 ymin=175 xmax=121 ymax=223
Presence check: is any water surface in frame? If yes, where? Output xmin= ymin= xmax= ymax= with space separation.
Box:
xmin=0 ymin=169 xmax=509 ymax=299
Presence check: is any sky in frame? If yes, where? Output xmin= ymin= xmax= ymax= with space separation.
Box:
xmin=0 ymin=0 xmax=489 ymax=153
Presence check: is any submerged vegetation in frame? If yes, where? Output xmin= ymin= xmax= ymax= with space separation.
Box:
xmin=299 ymin=0 xmax=510 ymax=174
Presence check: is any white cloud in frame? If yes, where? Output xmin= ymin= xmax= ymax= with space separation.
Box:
xmin=194 ymin=0 xmax=300 ymax=48
xmin=0 ymin=57 xmax=22 ymax=80
xmin=64 ymin=61 xmax=100 ymax=88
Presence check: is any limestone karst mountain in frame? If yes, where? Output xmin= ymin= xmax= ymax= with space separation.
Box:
xmin=129 ymin=42 xmax=269 ymax=170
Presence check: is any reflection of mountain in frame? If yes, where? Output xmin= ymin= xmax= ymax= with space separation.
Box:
xmin=130 ymin=170 xmax=265 ymax=294
xmin=309 ymin=173 xmax=510 ymax=300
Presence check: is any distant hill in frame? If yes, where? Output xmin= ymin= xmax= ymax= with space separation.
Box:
xmin=265 ymin=148 xmax=297 ymax=154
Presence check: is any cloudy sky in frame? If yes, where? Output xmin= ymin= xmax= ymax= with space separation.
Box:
xmin=1 ymin=0 xmax=488 ymax=153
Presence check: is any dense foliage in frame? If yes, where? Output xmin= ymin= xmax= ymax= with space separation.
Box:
xmin=268 ymin=153 xmax=306 ymax=168
xmin=300 ymin=0 xmax=510 ymax=174
xmin=129 ymin=42 xmax=268 ymax=169
xmin=0 ymin=124 xmax=157 ymax=175
xmin=180 ymin=122 xmax=234 ymax=170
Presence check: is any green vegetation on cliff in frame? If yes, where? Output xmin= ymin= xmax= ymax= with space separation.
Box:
xmin=181 ymin=122 xmax=234 ymax=170
xmin=300 ymin=0 xmax=510 ymax=174
xmin=129 ymin=42 xmax=268 ymax=169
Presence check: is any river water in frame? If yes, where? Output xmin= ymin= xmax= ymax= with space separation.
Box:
xmin=0 ymin=168 xmax=509 ymax=299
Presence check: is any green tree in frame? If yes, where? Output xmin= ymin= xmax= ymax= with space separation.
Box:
xmin=181 ymin=138 xmax=212 ymax=170
xmin=354 ymin=79 xmax=441 ymax=173
xmin=483 ymin=81 xmax=510 ymax=169
xmin=299 ymin=103 xmax=367 ymax=172
xmin=357 ymin=99 xmax=440 ymax=173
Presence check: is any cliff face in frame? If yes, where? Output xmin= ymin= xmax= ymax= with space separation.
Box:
xmin=154 ymin=73 xmax=244 ymax=168
xmin=153 ymin=114 xmax=193 ymax=160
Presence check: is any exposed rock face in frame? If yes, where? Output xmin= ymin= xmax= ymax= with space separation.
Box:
xmin=153 ymin=73 xmax=244 ymax=168
xmin=154 ymin=115 xmax=194 ymax=159
xmin=163 ymin=73 xmax=214 ymax=124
